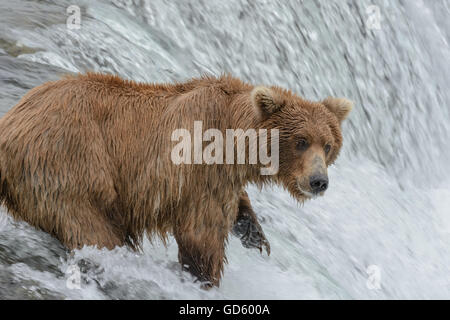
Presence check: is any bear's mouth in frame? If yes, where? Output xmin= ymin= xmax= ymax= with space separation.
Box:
xmin=296 ymin=182 xmax=317 ymax=199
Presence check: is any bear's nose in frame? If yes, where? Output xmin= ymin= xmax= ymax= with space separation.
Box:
xmin=309 ymin=175 xmax=328 ymax=194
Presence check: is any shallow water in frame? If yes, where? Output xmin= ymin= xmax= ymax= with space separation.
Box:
xmin=0 ymin=0 xmax=449 ymax=299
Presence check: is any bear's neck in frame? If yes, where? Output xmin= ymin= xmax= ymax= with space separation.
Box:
xmin=225 ymin=92 xmax=278 ymax=187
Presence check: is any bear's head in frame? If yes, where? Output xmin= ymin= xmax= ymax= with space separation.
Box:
xmin=251 ymin=86 xmax=353 ymax=201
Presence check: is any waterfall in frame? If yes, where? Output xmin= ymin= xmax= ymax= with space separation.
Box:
xmin=0 ymin=0 xmax=449 ymax=299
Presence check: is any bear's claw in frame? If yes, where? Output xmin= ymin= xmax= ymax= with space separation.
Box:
xmin=232 ymin=212 xmax=271 ymax=256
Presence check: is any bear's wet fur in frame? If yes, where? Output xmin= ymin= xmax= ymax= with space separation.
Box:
xmin=0 ymin=73 xmax=352 ymax=286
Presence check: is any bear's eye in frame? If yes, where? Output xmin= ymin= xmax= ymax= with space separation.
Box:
xmin=324 ymin=144 xmax=331 ymax=155
xmin=296 ymin=139 xmax=309 ymax=151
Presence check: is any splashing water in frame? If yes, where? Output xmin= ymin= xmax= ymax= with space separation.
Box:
xmin=0 ymin=0 xmax=449 ymax=299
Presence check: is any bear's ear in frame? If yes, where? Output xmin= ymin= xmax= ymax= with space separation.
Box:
xmin=322 ymin=97 xmax=354 ymax=123
xmin=251 ymin=86 xmax=285 ymax=120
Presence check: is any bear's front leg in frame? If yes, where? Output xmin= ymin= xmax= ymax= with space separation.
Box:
xmin=232 ymin=191 xmax=271 ymax=255
xmin=174 ymin=220 xmax=228 ymax=288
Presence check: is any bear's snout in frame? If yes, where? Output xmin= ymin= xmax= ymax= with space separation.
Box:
xmin=309 ymin=174 xmax=329 ymax=194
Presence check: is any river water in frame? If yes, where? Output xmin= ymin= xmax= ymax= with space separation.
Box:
xmin=0 ymin=0 xmax=449 ymax=299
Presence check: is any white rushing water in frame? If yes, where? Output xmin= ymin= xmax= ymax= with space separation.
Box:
xmin=0 ymin=0 xmax=449 ymax=299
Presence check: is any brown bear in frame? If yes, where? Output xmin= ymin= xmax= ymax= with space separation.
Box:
xmin=0 ymin=73 xmax=352 ymax=287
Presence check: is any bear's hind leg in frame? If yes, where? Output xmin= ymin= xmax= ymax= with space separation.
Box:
xmin=50 ymin=199 xmax=126 ymax=251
